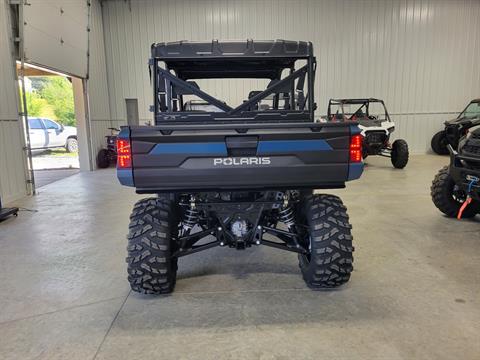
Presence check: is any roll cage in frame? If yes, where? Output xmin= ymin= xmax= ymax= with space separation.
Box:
xmin=149 ymin=40 xmax=317 ymax=124
xmin=327 ymin=98 xmax=391 ymax=122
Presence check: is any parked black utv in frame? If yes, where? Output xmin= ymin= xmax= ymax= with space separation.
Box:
xmin=116 ymin=40 xmax=364 ymax=295
xmin=96 ymin=128 xmax=119 ymax=168
xmin=431 ymin=99 xmax=480 ymax=155
xmin=431 ymin=126 xmax=480 ymax=218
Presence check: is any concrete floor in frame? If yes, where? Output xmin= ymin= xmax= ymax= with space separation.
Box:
xmin=0 ymin=155 xmax=479 ymax=360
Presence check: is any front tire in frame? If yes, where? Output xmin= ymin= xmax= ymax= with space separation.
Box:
xmin=66 ymin=137 xmax=78 ymax=153
xmin=299 ymin=194 xmax=354 ymax=289
xmin=431 ymin=131 xmax=449 ymax=155
xmin=391 ymin=139 xmax=409 ymax=169
xmin=126 ymin=198 xmax=178 ymax=294
xmin=430 ymin=166 xmax=480 ymax=218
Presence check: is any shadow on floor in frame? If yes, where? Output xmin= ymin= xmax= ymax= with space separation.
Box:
xmin=34 ymin=168 xmax=80 ymax=188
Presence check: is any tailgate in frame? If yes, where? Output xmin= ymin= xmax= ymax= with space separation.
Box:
xmin=118 ymin=122 xmax=363 ymax=192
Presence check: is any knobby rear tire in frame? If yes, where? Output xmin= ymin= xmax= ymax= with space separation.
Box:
xmin=299 ymin=194 xmax=354 ymax=289
xmin=126 ymin=198 xmax=178 ymax=295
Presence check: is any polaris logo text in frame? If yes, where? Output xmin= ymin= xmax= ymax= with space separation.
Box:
xmin=213 ymin=157 xmax=271 ymax=166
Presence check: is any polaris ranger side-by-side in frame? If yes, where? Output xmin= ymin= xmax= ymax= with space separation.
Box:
xmin=116 ymin=40 xmax=364 ymax=294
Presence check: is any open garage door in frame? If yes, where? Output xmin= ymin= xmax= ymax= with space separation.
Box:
xmin=11 ymin=0 xmax=93 ymax=194
xmin=23 ymin=0 xmax=89 ymax=78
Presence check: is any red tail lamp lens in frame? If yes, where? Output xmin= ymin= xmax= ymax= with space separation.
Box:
xmin=116 ymin=139 xmax=132 ymax=168
xmin=350 ymin=134 xmax=363 ymax=163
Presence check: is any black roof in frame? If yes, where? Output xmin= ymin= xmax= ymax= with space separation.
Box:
xmin=151 ymin=40 xmax=313 ymax=79
xmin=151 ymin=39 xmax=313 ymax=59
xmin=330 ymin=98 xmax=384 ymax=104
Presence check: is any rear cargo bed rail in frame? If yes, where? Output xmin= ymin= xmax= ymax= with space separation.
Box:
xmin=129 ymin=121 xmax=358 ymax=135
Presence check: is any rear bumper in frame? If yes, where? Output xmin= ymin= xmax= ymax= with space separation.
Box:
xmin=132 ymin=162 xmax=362 ymax=193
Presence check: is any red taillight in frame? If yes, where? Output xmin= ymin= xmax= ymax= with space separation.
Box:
xmin=116 ymin=139 xmax=132 ymax=168
xmin=350 ymin=134 xmax=363 ymax=163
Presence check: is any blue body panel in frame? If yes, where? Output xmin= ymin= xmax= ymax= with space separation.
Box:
xmin=118 ymin=169 xmax=134 ymax=186
xmin=347 ymin=124 xmax=364 ymax=181
xmin=150 ymin=139 xmax=333 ymax=156
xmin=347 ymin=163 xmax=364 ymax=181
xmin=151 ymin=142 xmax=228 ymax=155
xmin=350 ymin=124 xmax=362 ymax=135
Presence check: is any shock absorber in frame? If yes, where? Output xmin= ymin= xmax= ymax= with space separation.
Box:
xmin=278 ymin=205 xmax=295 ymax=229
xmin=183 ymin=207 xmax=199 ymax=231
xmin=278 ymin=195 xmax=301 ymax=249
xmin=182 ymin=197 xmax=199 ymax=232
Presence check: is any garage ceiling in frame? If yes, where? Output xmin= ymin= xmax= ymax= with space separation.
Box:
xmin=23 ymin=0 xmax=89 ymax=78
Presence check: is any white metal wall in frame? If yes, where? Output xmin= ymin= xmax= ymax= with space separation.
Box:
xmin=95 ymin=0 xmax=480 ymax=153
xmin=0 ymin=1 xmax=28 ymax=204
xmin=87 ymin=0 xmax=115 ymax=162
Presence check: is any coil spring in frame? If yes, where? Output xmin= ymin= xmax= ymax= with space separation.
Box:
xmin=279 ymin=206 xmax=295 ymax=228
xmin=183 ymin=207 xmax=199 ymax=230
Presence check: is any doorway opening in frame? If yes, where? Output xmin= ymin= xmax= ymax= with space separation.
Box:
xmin=17 ymin=63 xmax=85 ymax=189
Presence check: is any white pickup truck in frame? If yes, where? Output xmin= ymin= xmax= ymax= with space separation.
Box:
xmin=28 ymin=118 xmax=78 ymax=152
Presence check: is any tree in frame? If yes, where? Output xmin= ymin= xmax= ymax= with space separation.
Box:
xmin=29 ymin=77 xmax=50 ymax=92
xmin=24 ymin=91 xmax=48 ymax=117
xmin=40 ymin=77 xmax=76 ymax=126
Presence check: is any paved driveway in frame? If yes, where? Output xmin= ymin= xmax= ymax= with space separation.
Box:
xmin=32 ymin=149 xmax=79 ymax=170
xmin=34 ymin=169 xmax=80 ymax=188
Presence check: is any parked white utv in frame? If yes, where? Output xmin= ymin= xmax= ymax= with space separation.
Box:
xmin=327 ymin=98 xmax=409 ymax=169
